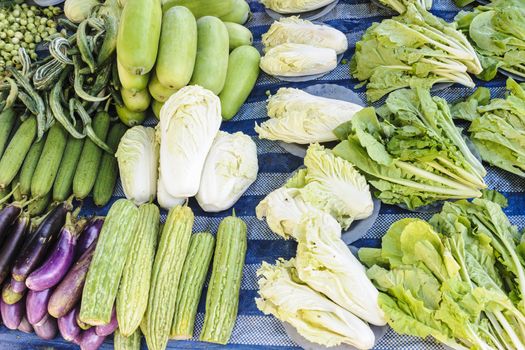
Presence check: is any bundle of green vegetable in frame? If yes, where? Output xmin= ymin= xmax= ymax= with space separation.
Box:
xmin=359 ymin=197 xmax=525 ymax=350
xmin=351 ymin=4 xmax=482 ymax=102
xmin=455 ymin=0 xmax=525 ymax=81
xmin=452 ymin=78 xmax=525 ymax=177
xmin=0 ymin=3 xmax=62 ymax=74
xmin=333 ymin=86 xmax=487 ymax=210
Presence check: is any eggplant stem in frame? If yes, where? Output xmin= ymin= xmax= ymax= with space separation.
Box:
xmin=0 ymin=183 xmax=19 ymax=205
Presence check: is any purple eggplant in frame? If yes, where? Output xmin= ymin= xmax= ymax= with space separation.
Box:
xmin=18 ymin=315 xmax=34 ymax=333
xmin=75 ymin=217 xmax=103 ymax=260
xmin=0 ymin=215 xmax=30 ymax=285
xmin=48 ymin=242 xmax=96 ymax=318
xmin=0 ymin=295 xmax=24 ymax=329
xmin=0 ymin=204 xmax=23 ymax=246
xmin=2 ymin=280 xmax=25 ymax=304
xmin=79 ymin=327 xmax=107 ymax=350
xmin=58 ymin=306 xmax=81 ymax=342
xmin=95 ymin=306 xmax=117 ymax=337
xmin=33 ymin=314 xmax=58 ymax=340
xmin=26 ymin=288 xmax=52 ymax=325
xmin=26 ymin=215 xmax=87 ymax=291
xmin=12 ymin=202 xmax=70 ymax=283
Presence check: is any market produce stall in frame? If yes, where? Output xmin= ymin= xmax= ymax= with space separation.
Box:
xmin=0 ymin=0 xmax=523 ymax=349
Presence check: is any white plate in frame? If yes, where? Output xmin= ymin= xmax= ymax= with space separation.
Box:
xmin=278 ymin=83 xmax=365 ymax=157
xmin=274 ymin=53 xmax=344 ymax=82
xmin=283 ymin=321 xmax=388 ymax=350
xmin=265 ymin=0 xmax=339 ymax=21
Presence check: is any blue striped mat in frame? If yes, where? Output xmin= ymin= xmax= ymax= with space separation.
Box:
xmin=0 ymin=0 xmax=518 ymax=349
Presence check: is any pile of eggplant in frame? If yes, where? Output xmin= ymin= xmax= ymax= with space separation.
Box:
xmin=0 ymin=200 xmax=112 ymax=349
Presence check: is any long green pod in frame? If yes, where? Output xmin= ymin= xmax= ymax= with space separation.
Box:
xmin=0 ymin=108 xmax=17 ymax=158
xmin=80 ymin=199 xmax=139 ymax=326
xmin=97 ymin=14 xmax=119 ymax=65
xmin=52 ymin=136 xmax=84 ymax=202
xmin=31 ymin=123 xmax=68 ymax=198
xmin=93 ymin=123 xmax=128 ymax=207
xmin=200 ymin=215 xmax=247 ymax=344
xmin=117 ymin=204 xmax=160 ymax=336
xmin=0 ymin=117 xmax=37 ymax=189
xmin=19 ymin=136 xmax=46 ymax=198
xmin=115 ymin=329 xmax=142 ymax=350
xmin=143 ymin=205 xmax=193 ymax=350
xmin=190 ymin=16 xmax=230 ymax=95
xmin=156 ymin=6 xmax=197 ymax=90
xmin=117 ymin=0 xmax=162 ymax=75
xmin=171 ymin=232 xmax=215 ymax=339
xmin=77 ymin=20 xmax=96 ymax=73
xmin=73 ymin=111 xmax=110 ymax=199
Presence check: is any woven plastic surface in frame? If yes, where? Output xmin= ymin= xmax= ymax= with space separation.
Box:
xmin=0 ymin=0 xmax=516 ymax=349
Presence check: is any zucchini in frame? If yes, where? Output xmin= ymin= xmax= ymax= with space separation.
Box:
xmin=121 ymin=88 xmax=151 ymax=112
xmin=117 ymin=59 xmax=150 ymax=92
xmin=19 ymin=136 xmax=46 ymax=198
xmin=156 ymin=6 xmax=197 ymax=90
xmin=93 ymin=123 xmax=128 ymax=207
xmin=148 ymin=72 xmax=178 ymax=103
xmin=224 ymin=22 xmax=253 ymax=50
xmin=143 ymin=205 xmax=193 ymax=350
xmin=200 ymin=215 xmax=247 ymax=345
xmin=115 ymin=329 xmax=142 ymax=350
xmin=220 ymin=0 xmax=252 ymax=24
xmin=219 ymin=46 xmax=260 ymax=120
xmin=117 ymin=203 xmax=160 ymax=337
xmin=0 ymin=108 xmax=17 ymax=158
xmin=80 ymin=199 xmax=139 ymax=326
xmin=52 ymin=136 xmax=84 ymax=202
xmin=31 ymin=123 xmax=68 ymax=198
xmin=28 ymin=192 xmax=51 ymax=217
xmin=162 ymin=0 xmax=234 ymax=18
xmin=0 ymin=117 xmax=37 ymax=189
xmin=190 ymin=16 xmax=230 ymax=95
xmin=117 ymin=0 xmax=162 ymax=75
xmin=73 ymin=112 xmax=110 ymax=199
xmin=116 ymin=104 xmax=146 ymax=127
xmin=151 ymin=100 xmax=164 ymax=120
xmin=171 ymin=232 xmax=215 ymax=339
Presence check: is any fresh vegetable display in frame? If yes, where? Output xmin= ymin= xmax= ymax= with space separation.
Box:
xmin=455 ymin=0 xmax=525 ymax=80
xmin=333 ymin=86 xmax=487 ymax=209
xmin=255 ymin=87 xmax=363 ymax=144
xmin=257 ymin=143 xmax=373 ymax=239
xmin=351 ymin=4 xmax=482 ymax=101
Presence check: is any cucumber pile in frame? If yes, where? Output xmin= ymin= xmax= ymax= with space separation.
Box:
xmin=116 ymin=0 xmax=260 ymax=123
xmin=0 ymin=108 xmax=127 ymax=213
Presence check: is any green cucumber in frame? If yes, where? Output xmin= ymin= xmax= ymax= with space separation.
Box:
xmin=0 ymin=108 xmax=17 ymax=158
xmin=53 ymin=136 xmax=85 ymax=202
xmin=19 ymin=136 xmax=46 ymax=199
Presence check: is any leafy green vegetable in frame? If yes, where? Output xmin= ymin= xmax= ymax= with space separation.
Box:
xmin=453 ymin=78 xmax=525 ymax=177
xmin=351 ymin=4 xmax=482 ymax=101
xmin=455 ymin=0 xmax=525 ymax=81
xmin=333 ymin=87 xmax=486 ymax=209
xmin=362 ymin=198 xmax=525 ymax=350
